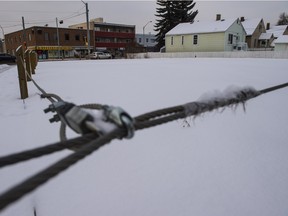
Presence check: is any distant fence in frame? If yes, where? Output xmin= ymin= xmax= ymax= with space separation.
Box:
xmin=127 ymin=51 xmax=288 ymax=59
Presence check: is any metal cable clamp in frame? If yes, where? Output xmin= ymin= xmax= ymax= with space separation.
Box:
xmin=103 ymin=106 xmax=135 ymax=139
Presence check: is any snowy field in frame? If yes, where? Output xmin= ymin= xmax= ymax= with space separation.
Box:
xmin=0 ymin=58 xmax=288 ymax=216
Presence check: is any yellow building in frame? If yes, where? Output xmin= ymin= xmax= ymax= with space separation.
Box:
xmin=165 ymin=17 xmax=247 ymax=53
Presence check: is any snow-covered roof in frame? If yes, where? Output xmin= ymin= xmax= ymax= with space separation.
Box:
xmin=266 ymin=25 xmax=288 ymax=38
xmin=259 ymin=32 xmax=273 ymax=40
xmin=166 ymin=19 xmax=239 ymax=36
xmin=241 ymin=18 xmax=262 ymax=36
xmin=274 ymin=35 xmax=288 ymax=44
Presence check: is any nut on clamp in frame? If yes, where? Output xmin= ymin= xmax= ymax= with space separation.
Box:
xmin=44 ymin=101 xmax=95 ymax=135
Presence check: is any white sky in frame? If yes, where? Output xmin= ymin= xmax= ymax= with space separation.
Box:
xmin=0 ymin=1 xmax=287 ymax=36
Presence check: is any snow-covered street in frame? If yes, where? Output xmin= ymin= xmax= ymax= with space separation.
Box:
xmin=0 ymin=58 xmax=288 ymax=216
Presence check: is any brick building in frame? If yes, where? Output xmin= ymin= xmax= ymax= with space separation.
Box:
xmin=5 ymin=18 xmax=136 ymax=59
xmin=5 ymin=26 xmax=93 ymax=59
xmin=69 ymin=18 xmax=136 ymax=57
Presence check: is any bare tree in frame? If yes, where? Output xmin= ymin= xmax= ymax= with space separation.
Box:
xmin=277 ymin=12 xmax=288 ymax=25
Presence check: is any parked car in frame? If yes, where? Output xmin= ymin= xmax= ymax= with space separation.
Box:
xmin=0 ymin=53 xmax=16 ymax=63
xmin=89 ymin=52 xmax=112 ymax=59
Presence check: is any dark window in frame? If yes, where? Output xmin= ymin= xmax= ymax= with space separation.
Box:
xmin=181 ymin=35 xmax=184 ymax=45
xmin=37 ymin=29 xmax=42 ymax=34
xmin=171 ymin=36 xmax=174 ymax=45
xmin=53 ymin=33 xmax=58 ymax=41
xmin=193 ymin=35 xmax=198 ymax=45
xmin=65 ymin=33 xmax=70 ymax=41
xmin=228 ymin=34 xmax=233 ymax=44
xmin=75 ymin=35 xmax=80 ymax=41
xmin=44 ymin=32 xmax=49 ymax=41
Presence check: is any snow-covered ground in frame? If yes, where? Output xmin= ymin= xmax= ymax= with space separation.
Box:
xmin=0 ymin=58 xmax=288 ymax=216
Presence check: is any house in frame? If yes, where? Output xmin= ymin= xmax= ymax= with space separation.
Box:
xmin=165 ymin=15 xmax=247 ymax=53
xmin=241 ymin=17 xmax=268 ymax=49
xmin=266 ymin=24 xmax=288 ymax=39
xmin=135 ymin=33 xmax=157 ymax=51
xmin=274 ymin=35 xmax=288 ymax=51
xmin=258 ymin=33 xmax=274 ymax=49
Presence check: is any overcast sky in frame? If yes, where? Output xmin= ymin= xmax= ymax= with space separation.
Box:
xmin=0 ymin=1 xmax=287 ymax=36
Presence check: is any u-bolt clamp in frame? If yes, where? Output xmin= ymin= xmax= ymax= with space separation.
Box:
xmin=104 ymin=106 xmax=135 ymax=139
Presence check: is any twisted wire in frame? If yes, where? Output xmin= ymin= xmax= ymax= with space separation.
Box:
xmin=0 ymin=83 xmax=287 ymax=212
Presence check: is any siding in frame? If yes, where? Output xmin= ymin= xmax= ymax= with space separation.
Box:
xmin=275 ymin=44 xmax=288 ymax=51
xmin=166 ymin=32 xmax=225 ymax=52
xmin=224 ymin=20 xmax=246 ymax=51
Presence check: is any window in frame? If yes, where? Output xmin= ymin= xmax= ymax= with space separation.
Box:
xmin=228 ymin=34 xmax=233 ymax=44
xmin=65 ymin=33 xmax=70 ymax=41
xmin=75 ymin=35 xmax=80 ymax=41
xmin=146 ymin=38 xmax=149 ymax=43
xmin=53 ymin=33 xmax=58 ymax=41
xmin=139 ymin=38 xmax=142 ymax=43
xmin=171 ymin=36 xmax=174 ymax=45
xmin=193 ymin=35 xmax=198 ymax=45
xmin=44 ymin=32 xmax=49 ymax=41
xmin=181 ymin=35 xmax=184 ymax=45
xmin=28 ymin=34 xmax=32 ymax=41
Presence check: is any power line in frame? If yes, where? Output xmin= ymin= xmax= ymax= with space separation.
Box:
xmin=0 ymin=6 xmax=86 ymax=30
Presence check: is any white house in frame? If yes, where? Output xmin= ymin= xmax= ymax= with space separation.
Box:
xmin=266 ymin=25 xmax=288 ymax=39
xmin=165 ymin=17 xmax=247 ymax=53
xmin=274 ymin=35 xmax=288 ymax=51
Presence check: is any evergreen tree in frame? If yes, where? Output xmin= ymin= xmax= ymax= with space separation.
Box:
xmin=277 ymin=12 xmax=288 ymax=25
xmin=154 ymin=0 xmax=198 ymax=50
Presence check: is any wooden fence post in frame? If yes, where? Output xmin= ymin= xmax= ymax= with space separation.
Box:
xmin=30 ymin=51 xmax=36 ymax=75
xmin=25 ymin=49 xmax=32 ymax=81
xmin=16 ymin=45 xmax=28 ymax=99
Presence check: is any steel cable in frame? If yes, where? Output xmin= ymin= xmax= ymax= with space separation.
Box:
xmin=0 ymin=83 xmax=287 ymax=212
xmin=0 ymin=128 xmax=125 ymax=212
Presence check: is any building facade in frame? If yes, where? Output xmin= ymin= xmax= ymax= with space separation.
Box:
xmin=5 ymin=18 xmax=136 ymax=59
xmin=241 ymin=17 xmax=266 ymax=49
xmin=165 ymin=17 xmax=246 ymax=53
xmin=5 ymin=26 xmax=93 ymax=59
xmin=135 ymin=33 xmax=157 ymax=51
xmin=70 ymin=18 xmax=136 ymax=57
xmin=274 ymin=35 xmax=288 ymax=51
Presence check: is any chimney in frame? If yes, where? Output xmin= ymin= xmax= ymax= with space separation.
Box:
xmin=216 ymin=14 xmax=221 ymax=21
xmin=240 ymin=17 xmax=245 ymax=22
xmin=266 ymin=22 xmax=270 ymax=30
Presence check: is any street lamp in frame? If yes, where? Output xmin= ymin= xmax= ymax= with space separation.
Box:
xmin=0 ymin=24 xmax=6 ymax=53
xmin=143 ymin=21 xmax=152 ymax=50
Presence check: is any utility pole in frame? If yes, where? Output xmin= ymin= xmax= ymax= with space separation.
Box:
xmin=22 ymin=16 xmax=27 ymax=49
xmin=56 ymin=18 xmax=60 ymax=59
xmin=143 ymin=21 xmax=152 ymax=51
xmin=82 ymin=0 xmax=90 ymax=58
xmin=0 ymin=24 xmax=6 ymax=53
